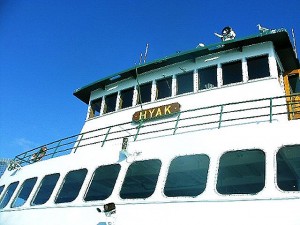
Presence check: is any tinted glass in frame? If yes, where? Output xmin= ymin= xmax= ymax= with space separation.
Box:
xmin=32 ymin=173 xmax=60 ymax=205
xmin=164 ymin=154 xmax=210 ymax=197
xmin=277 ymin=145 xmax=300 ymax=191
xmin=138 ymin=82 xmax=152 ymax=104
xmin=177 ymin=71 xmax=194 ymax=95
xmin=55 ymin=169 xmax=87 ymax=203
xmin=85 ymin=164 xmax=121 ymax=201
xmin=222 ymin=61 xmax=243 ymax=85
xmin=217 ymin=149 xmax=265 ymax=194
xmin=120 ymin=88 xmax=134 ymax=109
xmin=288 ymin=74 xmax=300 ymax=93
xmin=156 ymin=77 xmax=172 ymax=99
xmin=104 ymin=93 xmax=118 ymax=113
xmin=90 ymin=98 xmax=102 ymax=118
xmin=11 ymin=177 xmax=37 ymax=208
xmin=0 ymin=182 xmax=19 ymax=209
xmin=247 ymin=55 xmax=270 ymax=80
xmin=198 ymin=65 xmax=218 ymax=90
xmin=120 ymin=159 xmax=161 ymax=199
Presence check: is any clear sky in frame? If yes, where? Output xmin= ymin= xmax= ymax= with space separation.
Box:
xmin=0 ymin=0 xmax=299 ymax=159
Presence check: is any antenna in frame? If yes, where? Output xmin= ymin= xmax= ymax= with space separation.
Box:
xmin=292 ymin=28 xmax=298 ymax=58
xmin=143 ymin=43 xmax=149 ymax=63
xmin=135 ymin=67 xmax=144 ymax=111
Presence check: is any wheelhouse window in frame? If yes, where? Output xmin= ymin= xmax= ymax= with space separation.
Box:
xmin=11 ymin=177 xmax=37 ymax=208
xmin=156 ymin=76 xmax=172 ymax=100
xmin=32 ymin=173 xmax=60 ymax=205
xmin=288 ymin=74 xmax=300 ymax=93
xmin=137 ymin=82 xmax=152 ymax=104
xmin=177 ymin=71 xmax=194 ymax=95
xmin=120 ymin=159 xmax=161 ymax=199
xmin=104 ymin=93 xmax=118 ymax=114
xmin=217 ymin=149 xmax=265 ymax=195
xmin=247 ymin=55 xmax=270 ymax=80
xmin=198 ymin=65 xmax=218 ymax=90
xmin=89 ymin=98 xmax=102 ymax=118
xmin=164 ymin=154 xmax=210 ymax=197
xmin=85 ymin=164 xmax=121 ymax=201
xmin=276 ymin=145 xmax=300 ymax=191
xmin=119 ymin=87 xmax=134 ymax=109
xmin=222 ymin=60 xmax=243 ymax=85
xmin=0 ymin=182 xmax=19 ymax=209
xmin=55 ymin=169 xmax=87 ymax=204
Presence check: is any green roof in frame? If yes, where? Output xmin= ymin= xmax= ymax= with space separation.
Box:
xmin=74 ymin=29 xmax=299 ymax=104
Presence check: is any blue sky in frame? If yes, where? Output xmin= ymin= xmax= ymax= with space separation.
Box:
xmin=0 ymin=0 xmax=299 ymax=159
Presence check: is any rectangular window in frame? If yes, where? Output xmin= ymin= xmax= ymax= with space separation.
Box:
xmin=120 ymin=87 xmax=134 ymax=109
xmin=277 ymin=145 xmax=300 ymax=191
xmin=247 ymin=55 xmax=270 ymax=80
xmin=288 ymin=74 xmax=300 ymax=93
xmin=32 ymin=173 xmax=60 ymax=205
xmin=120 ymin=159 xmax=161 ymax=199
xmin=11 ymin=177 xmax=37 ymax=208
xmin=137 ymin=82 xmax=152 ymax=104
xmin=55 ymin=169 xmax=87 ymax=204
xmin=177 ymin=71 xmax=194 ymax=95
xmin=164 ymin=154 xmax=209 ymax=197
xmin=104 ymin=93 xmax=118 ymax=114
xmin=85 ymin=164 xmax=121 ymax=201
xmin=156 ymin=77 xmax=172 ymax=100
xmin=217 ymin=149 xmax=265 ymax=194
xmin=0 ymin=182 xmax=19 ymax=209
xmin=90 ymin=98 xmax=102 ymax=118
xmin=222 ymin=60 xmax=243 ymax=85
xmin=198 ymin=65 xmax=218 ymax=90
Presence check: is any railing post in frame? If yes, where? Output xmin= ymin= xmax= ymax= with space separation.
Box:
xmin=134 ymin=121 xmax=143 ymax=141
xmin=74 ymin=134 xmax=84 ymax=153
xmin=270 ymin=98 xmax=273 ymax=123
xmin=173 ymin=112 xmax=181 ymax=135
xmin=218 ymin=105 xmax=224 ymax=129
xmin=102 ymin=127 xmax=112 ymax=147
xmin=51 ymin=141 xmax=62 ymax=158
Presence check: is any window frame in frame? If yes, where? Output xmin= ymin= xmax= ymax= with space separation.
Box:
xmin=164 ymin=154 xmax=210 ymax=197
xmin=120 ymin=159 xmax=162 ymax=199
xmin=247 ymin=54 xmax=270 ymax=80
xmin=216 ymin=149 xmax=266 ymax=195
xmin=176 ymin=71 xmax=194 ymax=95
xmin=156 ymin=76 xmax=173 ymax=100
xmin=31 ymin=173 xmax=60 ymax=206
xmin=84 ymin=164 xmax=121 ymax=202
xmin=222 ymin=60 xmax=243 ymax=85
xmin=55 ymin=168 xmax=88 ymax=204
xmin=198 ymin=65 xmax=218 ymax=90
xmin=11 ymin=177 xmax=37 ymax=208
xmin=276 ymin=144 xmax=300 ymax=192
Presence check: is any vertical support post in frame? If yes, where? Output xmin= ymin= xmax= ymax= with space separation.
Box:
xmin=270 ymin=98 xmax=273 ymax=123
xmin=51 ymin=141 xmax=62 ymax=158
xmin=134 ymin=121 xmax=143 ymax=141
xmin=173 ymin=112 xmax=181 ymax=135
xmin=74 ymin=134 xmax=84 ymax=153
xmin=218 ymin=105 xmax=224 ymax=129
xmin=102 ymin=127 xmax=112 ymax=147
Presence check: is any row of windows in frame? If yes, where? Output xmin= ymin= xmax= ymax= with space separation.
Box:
xmin=1 ymin=144 xmax=298 ymax=209
xmin=89 ymin=55 xmax=271 ymax=118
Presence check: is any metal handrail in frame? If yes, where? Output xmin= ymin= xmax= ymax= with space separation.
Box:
xmin=13 ymin=94 xmax=299 ymax=166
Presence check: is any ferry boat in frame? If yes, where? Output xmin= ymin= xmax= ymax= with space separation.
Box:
xmin=0 ymin=26 xmax=299 ymax=225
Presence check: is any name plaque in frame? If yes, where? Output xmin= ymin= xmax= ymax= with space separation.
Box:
xmin=132 ymin=102 xmax=180 ymax=122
